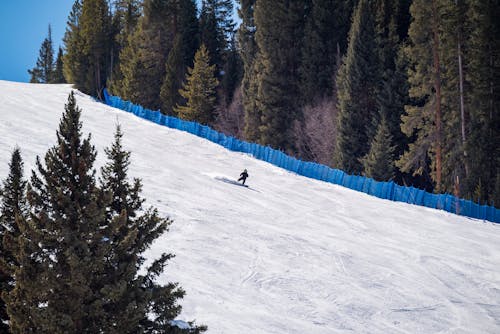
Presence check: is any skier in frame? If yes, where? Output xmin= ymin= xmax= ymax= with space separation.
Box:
xmin=238 ymin=169 xmax=249 ymax=185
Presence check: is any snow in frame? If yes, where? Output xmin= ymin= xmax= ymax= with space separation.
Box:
xmin=1 ymin=80 xmax=500 ymax=333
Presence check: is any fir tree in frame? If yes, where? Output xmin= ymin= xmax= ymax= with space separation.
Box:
xmin=4 ymin=94 xmax=206 ymax=333
xmin=80 ymin=0 xmax=112 ymax=98
xmin=98 ymin=125 xmax=206 ymax=333
xmin=5 ymin=91 xmax=108 ymax=332
xmin=108 ymin=0 xmax=142 ymax=95
xmin=175 ymin=45 xmax=219 ymax=124
xmin=160 ymin=0 xmax=200 ymax=115
xmin=300 ymin=0 xmax=355 ymax=103
xmin=361 ymin=118 xmax=396 ymax=181
xmin=237 ymin=0 xmax=261 ymax=142
xmin=28 ymin=25 xmax=54 ymax=83
xmin=51 ymin=47 xmax=66 ymax=83
xmin=398 ymin=0 xmax=444 ymax=192
xmin=0 ymin=148 xmax=27 ymax=334
xmin=64 ymin=0 xmax=111 ymax=98
xmin=464 ymin=0 xmax=500 ymax=204
xmin=117 ymin=0 xmax=175 ymax=109
xmin=161 ymin=35 xmax=185 ymax=116
xmin=254 ymin=0 xmax=308 ymax=151
xmin=63 ymin=0 xmax=86 ymax=87
xmin=373 ymin=0 xmax=409 ymax=182
xmin=335 ymin=0 xmax=380 ymax=174
xmin=200 ymin=0 xmax=236 ymax=73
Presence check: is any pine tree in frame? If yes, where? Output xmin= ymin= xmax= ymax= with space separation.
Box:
xmin=98 ymin=125 xmax=206 ymax=333
xmin=361 ymin=118 xmax=396 ymax=181
xmin=300 ymin=0 xmax=355 ymax=103
xmin=0 ymin=148 xmax=27 ymax=334
xmin=175 ymin=45 xmax=219 ymax=124
xmin=28 ymin=25 xmax=54 ymax=83
xmin=161 ymin=35 xmax=185 ymax=116
xmin=335 ymin=0 xmax=380 ymax=174
xmin=220 ymin=36 xmax=243 ymax=105
xmin=254 ymin=0 xmax=308 ymax=151
xmin=200 ymin=0 xmax=236 ymax=73
xmin=117 ymin=0 xmax=175 ymax=109
xmin=108 ymin=0 xmax=142 ymax=95
xmin=398 ymin=0 xmax=444 ymax=192
xmin=4 ymin=94 xmax=205 ymax=333
xmin=237 ymin=0 xmax=261 ymax=142
xmin=160 ymin=0 xmax=200 ymax=115
xmin=63 ymin=0 xmax=111 ymax=98
xmin=464 ymin=0 xmax=500 ymax=204
xmin=373 ymin=0 xmax=409 ymax=182
xmin=5 ymin=91 xmax=109 ymax=332
xmin=80 ymin=0 xmax=112 ymax=98
xmin=51 ymin=47 xmax=66 ymax=83
xmin=63 ymin=0 xmax=86 ymax=87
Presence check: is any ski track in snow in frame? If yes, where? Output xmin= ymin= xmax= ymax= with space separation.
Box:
xmin=1 ymin=81 xmax=500 ymax=333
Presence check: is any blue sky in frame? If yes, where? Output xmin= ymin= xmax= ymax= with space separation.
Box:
xmin=0 ymin=1 xmax=73 ymax=82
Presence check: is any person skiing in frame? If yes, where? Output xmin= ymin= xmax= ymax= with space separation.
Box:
xmin=238 ymin=169 xmax=249 ymax=185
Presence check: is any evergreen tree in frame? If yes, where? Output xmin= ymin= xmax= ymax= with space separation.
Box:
xmin=335 ymin=0 xmax=380 ymax=174
xmin=28 ymin=25 xmax=54 ymax=83
xmin=3 ymin=93 xmax=205 ymax=333
xmin=5 ymin=91 xmax=109 ymax=332
xmin=237 ymin=0 xmax=261 ymax=142
xmin=161 ymin=35 xmax=185 ymax=116
xmin=373 ymin=0 xmax=409 ymax=182
xmin=80 ymin=0 xmax=112 ymax=98
xmin=51 ymin=47 xmax=66 ymax=83
xmin=117 ymin=0 xmax=175 ymax=109
xmin=398 ymin=0 xmax=444 ymax=192
xmin=175 ymin=45 xmax=219 ymax=124
xmin=220 ymin=36 xmax=243 ymax=105
xmin=361 ymin=118 xmax=396 ymax=181
xmin=300 ymin=0 xmax=355 ymax=103
xmin=108 ymin=0 xmax=142 ymax=95
xmin=63 ymin=0 xmax=86 ymax=87
xmin=464 ymin=0 xmax=500 ymax=204
xmin=98 ymin=125 xmax=206 ymax=333
xmin=254 ymin=0 xmax=308 ymax=151
xmin=64 ymin=0 xmax=111 ymax=98
xmin=0 ymin=148 xmax=27 ymax=334
xmin=199 ymin=0 xmax=235 ymax=73
xmin=160 ymin=0 xmax=199 ymax=115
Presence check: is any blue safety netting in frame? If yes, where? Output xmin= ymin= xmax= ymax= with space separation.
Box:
xmin=102 ymin=89 xmax=500 ymax=223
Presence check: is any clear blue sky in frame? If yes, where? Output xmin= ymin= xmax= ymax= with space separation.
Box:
xmin=0 ymin=1 xmax=74 ymax=82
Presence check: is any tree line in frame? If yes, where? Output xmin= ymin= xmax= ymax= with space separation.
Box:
xmin=29 ymin=0 xmax=499 ymax=205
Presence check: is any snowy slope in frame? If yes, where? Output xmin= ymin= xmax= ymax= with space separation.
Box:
xmin=1 ymin=80 xmax=499 ymax=334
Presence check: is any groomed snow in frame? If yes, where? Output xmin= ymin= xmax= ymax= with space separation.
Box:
xmin=1 ymin=80 xmax=499 ymax=333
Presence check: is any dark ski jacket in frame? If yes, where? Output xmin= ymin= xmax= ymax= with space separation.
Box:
xmin=239 ymin=170 xmax=248 ymax=180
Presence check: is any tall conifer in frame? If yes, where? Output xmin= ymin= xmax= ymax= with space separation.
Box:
xmin=0 ymin=148 xmax=27 ymax=334
xmin=237 ymin=0 xmax=261 ymax=142
xmin=51 ymin=47 xmax=66 ymax=83
xmin=254 ymin=0 xmax=308 ymax=151
xmin=361 ymin=118 xmax=396 ymax=181
xmin=398 ymin=0 xmax=444 ymax=192
xmin=28 ymin=25 xmax=54 ymax=83
xmin=335 ymin=0 xmax=380 ymax=174
xmin=465 ymin=0 xmax=500 ymax=204
xmin=175 ymin=45 xmax=219 ymax=125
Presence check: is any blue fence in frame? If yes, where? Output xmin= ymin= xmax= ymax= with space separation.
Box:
xmin=103 ymin=89 xmax=500 ymax=223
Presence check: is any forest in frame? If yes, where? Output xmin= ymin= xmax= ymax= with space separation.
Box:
xmin=28 ymin=0 xmax=500 ymax=205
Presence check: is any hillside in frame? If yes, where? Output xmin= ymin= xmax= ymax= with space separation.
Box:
xmin=1 ymin=80 xmax=499 ymax=333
